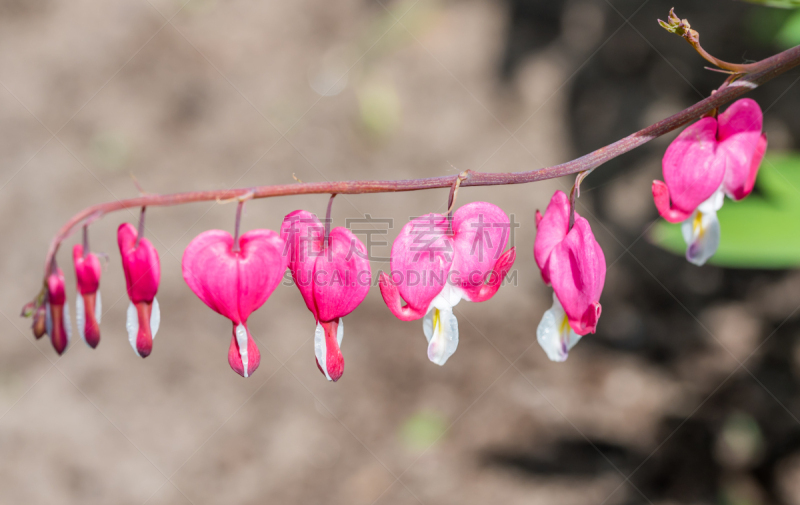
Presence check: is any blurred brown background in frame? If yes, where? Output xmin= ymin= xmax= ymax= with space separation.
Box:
xmin=2 ymin=0 xmax=800 ymax=504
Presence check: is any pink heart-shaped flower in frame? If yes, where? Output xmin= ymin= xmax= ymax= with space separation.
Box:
xmin=182 ymin=228 xmax=287 ymax=377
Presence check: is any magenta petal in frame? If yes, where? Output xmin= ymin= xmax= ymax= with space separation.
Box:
xmin=462 ymin=247 xmax=516 ymax=303
xmin=722 ymin=130 xmax=767 ymax=201
xmin=388 ymin=213 xmax=452 ymax=313
xmin=182 ymin=230 xmax=240 ymax=322
xmin=378 ymin=272 xmax=429 ymax=321
xmin=717 ymin=100 xmax=765 ymax=201
xmin=451 ymin=201 xmax=510 ymax=290
xmin=182 ymin=229 xmax=286 ymax=324
xmin=652 ymin=180 xmax=693 ymax=223
xmin=46 ymin=268 xmax=68 ymax=355
xmin=280 ymin=210 xmax=324 ymax=317
xmin=533 ymin=191 xmax=570 ymax=284
xmin=228 ymin=322 xmax=261 ymax=378
xmin=73 ymin=244 xmax=101 ymax=295
xmin=118 ymin=223 xmax=160 ymax=304
xmin=237 ymin=229 xmax=288 ymax=320
xmin=548 ymin=216 xmax=606 ymax=336
xmin=660 ymin=117 xmax=725 ymax=218
xmin=317 ymin=319 xmax=344 ymax=381
xmin=313 ymin=227 xmax=371 ymax=322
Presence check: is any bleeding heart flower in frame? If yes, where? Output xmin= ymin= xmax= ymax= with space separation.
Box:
xmin=118 ymin=223 xmax=161 ymax=358
xmin=379 ymin=202 xmax=516 ymax=366
xmin=45 ymin=267 xmax=71 ymax=355
xmin=73 ymin=244 xmax=102 ymax=349
xmin=652 ymin=98 xmax=767 ymax=265
xmin=280 ymin=210 xmax=371 ymax=382
xmin=534 ymin=190 xmax=605 ymax=362
xmin=182 ymin=229 xmax=286 ymax=378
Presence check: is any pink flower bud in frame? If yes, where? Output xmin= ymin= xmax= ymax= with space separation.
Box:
xmin=45 ymin=268 xmax=71 ymax=355
xmin=379 ymin=202 xmax=516 ymax=366
xmin=118 ymin=223 xmax=161 ymax=358
xmin=182 ymin=229 xmax=287 ymax=378
xmin=73 ymin=244 xmax=102 ymax=349
xmin=280 ymin=210 xmax=371 ymax=382
xmin=534 ymin=191 xmax=605 ymax=361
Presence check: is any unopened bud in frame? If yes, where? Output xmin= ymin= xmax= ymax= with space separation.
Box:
xmin=32 ymin=306 xmax=46 ymax=339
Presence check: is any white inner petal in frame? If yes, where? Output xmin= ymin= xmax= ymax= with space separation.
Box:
xmin=427 ymin=282 xmax=463 ymax=313
xmin=537 ymin=293 xmax=582 ymax=362
xmin=150 ymin=297 xmax=160 ymax=339
xmin=681 ymin=188 xmax=723 ymax=267
xmin=235 ymin=323 xmax=249 ymax=378
xmin=126 ymin=301 xmax=140 ymax=357
xmin=62 ymin=302 xmax=72 ymax=347
xmin=423 ymin=306 xmax=459 ymax=366
xmin=314 ymin=322 xmax=331 ymax=381
xmin=95 ymin=291 xmax=102 ymax=324
xmin=75 ymin=292 xmax=86 ymax=345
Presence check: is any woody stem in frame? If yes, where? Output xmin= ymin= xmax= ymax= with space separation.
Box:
xmin=35 ymin=43 xmax=800 ymax=286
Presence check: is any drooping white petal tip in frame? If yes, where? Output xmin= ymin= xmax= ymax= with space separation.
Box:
xmin=235 ymin=323 xmax=248 ymax=378
xmin=537 ymin=294 xmax=581 ymax=362
xmin=126 ymin=302 xmax=140 ymax=357
xmin=75 ymin=293 xmax=86 ymax=345
xmin=682 ymin=188 xmax=723 ymax=267
xmin=423 ymin=307 xmax=459 ymax=366
xmin=314 ymin=319 xmax=344 ymax=382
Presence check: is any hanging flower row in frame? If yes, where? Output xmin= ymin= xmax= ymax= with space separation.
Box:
xmin=27 ymin=97 xmax=767 ymax=381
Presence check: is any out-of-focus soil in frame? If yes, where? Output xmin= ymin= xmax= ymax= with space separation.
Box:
xmin=1 ymin=0 xmax=800 ymax=504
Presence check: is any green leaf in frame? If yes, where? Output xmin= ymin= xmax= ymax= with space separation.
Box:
xmin=742 ymin=0 xmax=800 ymax=8
xmin=776 ymin=10 xmax=800 ymax=48
xmin=650 ymin=154 xmax=800 ymax=269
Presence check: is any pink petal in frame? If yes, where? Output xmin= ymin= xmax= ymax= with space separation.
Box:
xmin=182 ymin=229 xmax=286 ymax=324
xmin=378 ymin=272 xmax=429 ymax=321
xmin=533 ymin=191 xmax=570 ymax=284
xmin=228 ymin=323 xmax=261 ymax=378
xmin=237 ymin=229 xmax=288 ymax=321
xmin=316 ymin=319 xmax=344 ymax=381
xmin=462 ymin=247 xmax=516 ymax=303
xmin=313 ymin=227 xmax=371 ymax=322
xmin=118 ymin=223 xmax=160 ymax=303
xmin=388 ymin=213 xmax=452 ymax=314
xmin=548 ymin=216 xmax=606 ymax=335
xmin=658 ymin=117 xmax=725 ymax=220
xmin=652 ymin=180 xmax=693 ymax=223
xmin=182 ymin=230 xmax=240 ymax=322
xmin=46 ymin=268 xmax=68 ymax=355
xmin=451 ymin=201 xmax=511 ymax=290
xmin=718 ymin=100 xmax=765 ymax=200
xmin=47 ymin=267 xmax=66 ymax=305
xmin=721 ymin=130 xmax=767 ymax=201
xmin=73 ymin=244 xmax=101 ymax=295
xmin=280 ymin=210 xmax=325 ymax=317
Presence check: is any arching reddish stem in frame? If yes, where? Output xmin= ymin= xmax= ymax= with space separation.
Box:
xmin=34 ymin=44 xmax=800 ymax=293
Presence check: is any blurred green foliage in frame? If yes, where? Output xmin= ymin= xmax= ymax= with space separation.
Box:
xmin=776 ymin=9 xmax=800 ymax=47
xmin=650 ymin=154 xmax=800 ymax=268
xmin=742 ymin=0 xmax=800 ymax=8
xmin=400 ymin=410 xmax=447 ymax=451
